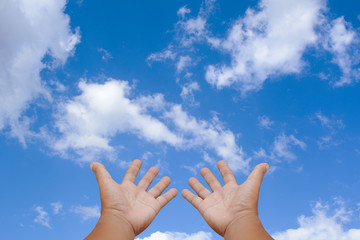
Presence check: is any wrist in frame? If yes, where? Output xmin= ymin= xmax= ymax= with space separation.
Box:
xmin=224 ymin=211 xmax=273 ymax=240
xmin=101 ymin=208 xmax=136 ymax=235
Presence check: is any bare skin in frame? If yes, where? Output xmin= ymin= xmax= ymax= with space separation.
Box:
xmin=85 ymin=159 xmax=178 ymax=240
xmin=182 ymin=160 xmax=273 ymax=240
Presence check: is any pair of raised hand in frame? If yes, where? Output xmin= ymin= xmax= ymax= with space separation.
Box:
xmin=85 ymin=160 xmax=273 ymax=240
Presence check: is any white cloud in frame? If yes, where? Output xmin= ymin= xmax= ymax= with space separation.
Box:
xmin=205 ymin=0 xmax=324 ymax=94
xmin=53 ymin=79 xmax=249 ymax=172
xmin=53 ymin=79 xmax=181 ymax=163
xmin=136 ymin=231 xmax=212 ymax=240
xmin=180 ymin=81 xmax=200 ymax=104
xmin=152 ymin=0 xmax=359 ymax=94
xmin=165 ymin=105 xmax=248 ymax=172
xmin=34 ymin=206 xmax=52 ymax=229
xmin=313 ymin=112 xmax=344 ymax=149
xmin=72 ymin=205 xmax=100 ymax=221
xmin=254 ymin=133 xmax=306 ymax=162
xmin=147 ymin=48 xmax=177 ymax=63
xmin=273 ymin=134 xmax=306 ymax=160
xmin=0 ymin=0 xmax=80 ymax=143
xmin=258 ymin=115 xmax=274 ymax=129
xmin=273 ymin=200 xmax=360 ymax=240
xmin=314 ymin=112 xmax=344 ymax=130
xmin=177 ymin=6 xmax=191 ymax=19
xmin=51 ymin=202 xmax=63 ymax=215
xmin=177 ymin=55 xmax=192 ymax=73
xmin=324 ymin=17 xmax=359 ymax=86
xmin=98 ymin=48 xmax=113 ymax=62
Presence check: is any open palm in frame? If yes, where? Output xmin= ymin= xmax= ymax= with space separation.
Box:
xmin=91 ymin=160 xmax=177 ymax=235
xmin=182 ymin=160 xmax=269 ymax=236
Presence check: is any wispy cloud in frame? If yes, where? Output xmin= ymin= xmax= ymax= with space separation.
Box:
xmin=180 ymin=81 xmax=200 ymax=105
xmin=254 ymin=133 xmax=306 ymax=162
xmin=34 ymin=206 xmax=52 ymax=229
xmin=314 ymin=112 xmax=345 ymax=131
xmin=177 ymin=6 xmax=191 ymax=19
xmin=98 ymin=48 xmax=113 ymax=62
xmin=323 ymin=17 xmax=359 ymax=86
xmin=72 ymin=205 xmax=100 ymax=221
xmin=51 ymin=202 xmax=63 ymax=215
xmin=313 ymin=112 xmax=345 ymax=149
xmin=258 ymin=115 xmax=274 ymax=130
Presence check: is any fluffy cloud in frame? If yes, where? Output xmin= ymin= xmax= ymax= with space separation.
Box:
xmin=72 ymin=205 xmax=100 ymax=221
xmin=0 ymin=0 xmax=80 ymax=143
xmin=34 ymin=206 xmax=52 ymax=229
xmin=136 ymin=231 xmax=212 ymax=240
xmin=53 ymin=79 xmax=248 ymax=172
xmin=152 ymin=0 xmax=359 ymax=94
xmin=205 ymin=0 xmax=324 ymax=94
xmin=273 ymin=200 xmax=360 ymax=240
xmin=53 ymin=80 xmax=181 ymax=162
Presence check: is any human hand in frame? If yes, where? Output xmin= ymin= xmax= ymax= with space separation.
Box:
xmin=90 ymin=159 xmax=178 ymax=236
xmin=182 ymin=160 xmax=269 ymax=237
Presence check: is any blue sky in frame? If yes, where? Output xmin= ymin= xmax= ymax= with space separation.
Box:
xmin=1 ymin=0 xmax=360 ymax=239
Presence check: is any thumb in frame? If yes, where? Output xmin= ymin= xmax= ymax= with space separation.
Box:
xmin=90 ymin=162 xmax=113 ymax=187
xmin=246 ymin=163 xmax=269 ymax=192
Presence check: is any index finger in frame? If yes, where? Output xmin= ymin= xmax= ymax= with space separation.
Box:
xmin=122 ymin=159 xmax=142 ymax=183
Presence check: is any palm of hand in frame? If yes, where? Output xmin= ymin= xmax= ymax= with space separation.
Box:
xmin=182 ymin=161 xmax=268 ymax=236
xmin=200 ymin=182 xmax=259 ymax=235
xmin=100 ymin=179 xmax=161 ymax=234
xmin=91 ymin=160 xmax=177 ymax=236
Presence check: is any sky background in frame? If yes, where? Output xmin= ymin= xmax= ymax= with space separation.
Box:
xmin=1 ymin=0 xmax=360 ymax=239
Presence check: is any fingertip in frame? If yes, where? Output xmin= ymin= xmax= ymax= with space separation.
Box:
xmin=162 ymin=176 xmax=171 ymax=183
xmin=217 ymin=160 xmax=226 ymax=167
xmin=200 ymin=167 xmax=209 ymax=175
xmin=181 ymin=189 xmax=189 ymax=197
xmin=90 ymin=162 xmax=95 ymax=171
xmin=259 ymin=163 xmax=269 ymax=173
xmin=151 ymin=166 xmax=160 ymax=174
xmin=90 ymin=162 xmax=101 ymax=172
xmin=188 ymin=177 xmax=196 ymax=184
xmin=133 ymin=159 xmax=142 ymax=167
xmin=170 ymin=188 xmax=178 ymax=196
xmin=264 ymin=163 xmax=270 ymax=172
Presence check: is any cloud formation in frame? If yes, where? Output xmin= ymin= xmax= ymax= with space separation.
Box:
xmin=53 ymin=79 xmax=248 ymax=172
xmin=0 ymin=0 xmax=80 ymax=143
xmin=136 ymin=231 xmax=212 ymax=240
xmin=254 ymin=133 xmax=306 ymax=162
xmin=72 ymin=205 xmax=100 ymax=221
xmin=34 ymin=206 xmax=52 ymax=229
xmin=273 ymin=200 xmax=360 ymax=240
xmin=205 ymin=0 xmax=324 ymax=93
xmin=151 ymin=0 xmax=359 ymax=95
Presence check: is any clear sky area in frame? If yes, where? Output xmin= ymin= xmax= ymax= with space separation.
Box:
xmin=1 ymin=0 xmax=360 ymax=239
